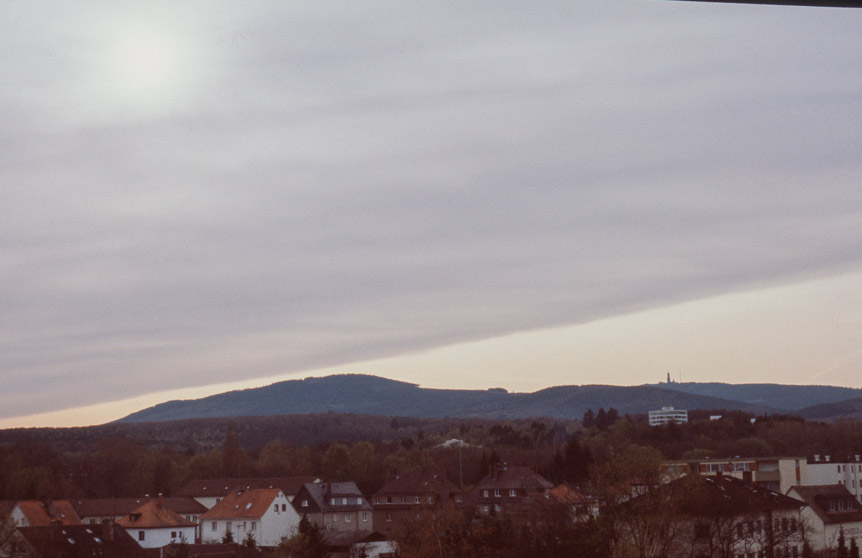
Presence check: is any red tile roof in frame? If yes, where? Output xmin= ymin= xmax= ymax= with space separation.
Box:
xmin=72 ymin=497 xmax=206 ymax=519
xmin=115 ymin=499 xmax=196 ymax=529
xmin=15 ymin=500 xmax=82 ymax=526
xmin=200 ymin=489 xmax=283 ymax=520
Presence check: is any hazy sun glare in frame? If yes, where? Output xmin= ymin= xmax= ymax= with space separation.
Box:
xmin=87 ymin=17 xmax=209 ymax=118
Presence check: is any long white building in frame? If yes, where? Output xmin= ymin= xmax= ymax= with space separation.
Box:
xmin=648 ymin=407 xmax=688 ymax=427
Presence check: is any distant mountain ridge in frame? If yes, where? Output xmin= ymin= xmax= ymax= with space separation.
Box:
xmin=647 ymin=382 xmax=862 ymax=411
xmin=114 ymin=374 xmax=840 ymax=423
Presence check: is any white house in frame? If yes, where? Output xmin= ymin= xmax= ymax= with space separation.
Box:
xmin=174 ymin=476 xmax=315 ymax=509
xmin=787 ymin=484 xmax=862 ymax=551
xmin=115 ymin=498 xmax=196 ymax=549
xmin=200 ymin=488 xmax=299 ymax=547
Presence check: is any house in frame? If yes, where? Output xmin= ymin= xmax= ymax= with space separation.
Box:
xmin=370 ymin=471 xmax=471 ymax=534
xmin=15 ymin=524 xmax=146 ymax=558
xmin=787 ymin=484 xmax=862 ymax=551
xmin=8 ymin=500 xmax=82 ymax=527
xmin=175 ymin=477 xmax=316 ymax=509
xmin=807 ymin=454 xmax=862 ymax=504
xmin=72 ymin=496 xmax=207 ymax=541
xmin=115 ymin=497 xmax=196 ymax=549
xmin=661 ymin=456 xmax=808 ymax=493
xmin=292 ymin=482 xmax=373 ymax=533
xmin=200 ymin=488 xmax=299 ymax=547
xmin=472 ymin=464 xmax=553 ymax=516
xmin=614 ymin=473 xmax=806 ymax=558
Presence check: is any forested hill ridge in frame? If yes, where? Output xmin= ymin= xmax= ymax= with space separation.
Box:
xmin=646 ymin=381 xmax=862 ymax=411
xmin=114 ymin=374 xmax=862 ymax=424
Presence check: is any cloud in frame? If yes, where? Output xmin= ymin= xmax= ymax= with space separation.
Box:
xmin=2 ymin=1 xmax=862 ymax=420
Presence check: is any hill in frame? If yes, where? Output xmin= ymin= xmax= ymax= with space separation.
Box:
xmin=117 ymin=374 xmax=775 ymax=423
xmin=648 ymin=382 xmax=862 ymax=410
xmin=797 ymin=396 xmax=862 ymax=421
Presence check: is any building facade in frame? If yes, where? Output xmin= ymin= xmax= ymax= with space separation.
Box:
xmin=649 ymin=407 xmax=689 ymax=427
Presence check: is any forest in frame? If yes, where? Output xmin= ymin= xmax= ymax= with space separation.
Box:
xmin=3 ymin=408 xmax=862 ymax=503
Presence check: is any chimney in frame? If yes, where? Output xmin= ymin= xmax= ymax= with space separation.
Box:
xmin=102 ymin=520 xmax=114 ymax=541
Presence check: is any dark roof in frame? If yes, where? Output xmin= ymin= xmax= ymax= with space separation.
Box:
xmin=293 ymin=482 xmax=372 ymax=514
xmin=789 ymin=485 xmax=862 ymax=525
xmin=17 ymin=525 xmax=146 ymax=558
xmin=474 ymin=465 xmax=553 ymax=493
xmin=176 ymin=477 xmax=315 ymax=498
xmin=374 ymin=471 xmax=463 ymax=496
xmin=72 ymin=496 xmax=206 ymax=518
xmin=622 ymin=474 xmax=806 ymax=516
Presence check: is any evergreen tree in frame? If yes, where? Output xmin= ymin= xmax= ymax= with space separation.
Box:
xmin=838 ymin=528 xmax=849 ymax=558
xmin=596 ymin=408 xmax=608 ymax=429
xmin=583 ymin=409 xmax=596 ymax=428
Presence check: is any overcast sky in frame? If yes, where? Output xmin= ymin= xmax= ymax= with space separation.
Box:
xmin=2 ymin=1 xmax=862 ymax=427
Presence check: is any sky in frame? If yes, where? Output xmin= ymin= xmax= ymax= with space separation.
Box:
xmin=2 ymin=1 xmax=861 ymax=428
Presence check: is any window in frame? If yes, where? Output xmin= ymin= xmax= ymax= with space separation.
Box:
xmin=212 ymin=522 xmax=217 ymax=531
xmin=362 ymin=512 xmax=368 ymax=522
xmin=493 ymin=504 xmax=501 ymax=512
xmin=791 ymin=518 xmax=797 ymax=532
xmin=483 ymin=490 xmax=489 ymax=498
xmin=455 ymin=495 xmax=463 ymax=503
xmin=345 ymin=514 xmax=351 ymax=522
xmin=483 ymin=505 xmax=489 ymax=513
xmin=274 ymin=504 xmax=279 ymax=513
xmin=342 ymin=497 xmax=348 ymax=505
xmin=331 ymin=498 xmax=336 ymax=505
xmin=171 ymin=531 xmax=177 ymax=538
xmin=226 ymin=522 xmax=231 ymax=532
xmin=282 ymin=504 xmax=286 ymax=511
xmin=333 ymin=514 xmax=338 ymax=522
xmin=386 ymin=512 xmax=392 ymax=522
xmin=251 ymin=522 xmax=256 ymax=531
xmin=427 ymin=496 xmax=433 ymax=504
xmin=357 ymin=497 xmax=362 ymax=504
xmin=494 ymin=489 xmax=501 ymax=497
xmin=415 ymin=496 xmax=420 ymax=504
xmin=781 ymin=518 xmax=788 ymax=532
xmin=302 ymin=499 xmax=308 ymax=507
xmin=509 ymin=489 xmax=516 ymax=497
xmin=138 ymin=531 xmax=145 ymax=541
xmin=375 ymin=496 xmax=380 ymax=504
xmin=401 ymin=496 xmax=406 ymax=503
